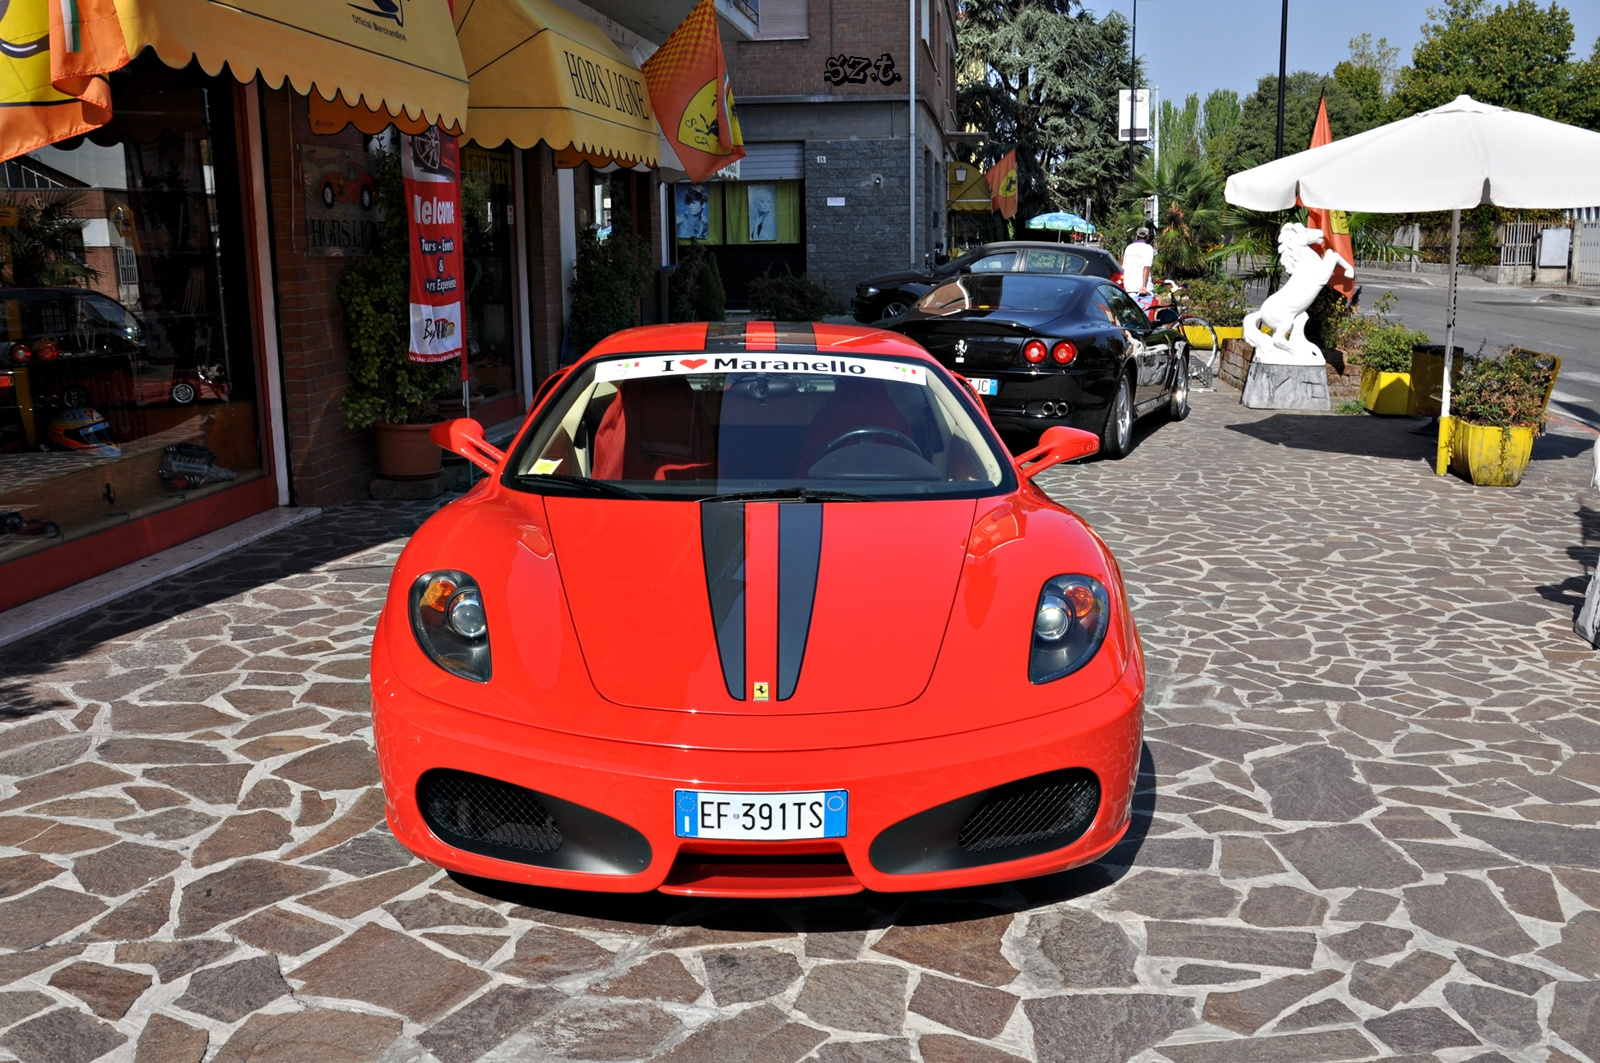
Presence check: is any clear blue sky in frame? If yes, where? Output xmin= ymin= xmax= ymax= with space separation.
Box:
xmin=1082 ymin=0 xmax=1600 ymax=110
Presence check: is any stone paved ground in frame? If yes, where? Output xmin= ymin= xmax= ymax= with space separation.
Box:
xmin=0 ymin=392 xmax=1598 ymax=1063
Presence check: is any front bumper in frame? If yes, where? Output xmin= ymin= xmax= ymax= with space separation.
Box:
xmin=373 ymin=633 xmax=1143 ymax=897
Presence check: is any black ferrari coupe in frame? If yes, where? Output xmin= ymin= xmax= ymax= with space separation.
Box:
xmin=888 ymin=273 xmax=1190 ymax=459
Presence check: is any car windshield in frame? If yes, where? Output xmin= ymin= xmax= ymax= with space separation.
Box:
xmin=506 ymin=351 xmax=1011 ymax=500
xmin=916 ymin=274 xmax=1085 ymax=316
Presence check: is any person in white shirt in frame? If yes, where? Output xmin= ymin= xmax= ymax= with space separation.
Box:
xmin=1121 ymin=227 xmax=1156 ymax=311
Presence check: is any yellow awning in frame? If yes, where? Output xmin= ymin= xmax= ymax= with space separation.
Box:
xmin=453 ymin=0 xmax=658 ymax=167
xmin=948 ymin=162 xmax=994 ymax=214
xmin=114 ymin=0 xmax=469 ymax=132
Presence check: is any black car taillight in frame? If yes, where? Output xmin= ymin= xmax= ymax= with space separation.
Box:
xmin=410 ymin=570 xmax=491 ymax=682
xmin=1023 ymin=340 xmax=1047 ymax=364
xmin=1051 ymin=341 xmax=1077 ymax=365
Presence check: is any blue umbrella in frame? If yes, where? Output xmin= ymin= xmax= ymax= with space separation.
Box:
xmin=1026 ymin=211 xmax=1096 ymax=234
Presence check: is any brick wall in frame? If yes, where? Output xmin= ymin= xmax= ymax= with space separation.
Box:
xmin=259 ymin=88 xmax=374 ymax=507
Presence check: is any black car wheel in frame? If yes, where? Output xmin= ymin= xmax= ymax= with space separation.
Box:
xmin=1101 ymin=371 xmax=1134 ymax=460
xmin=170 ymin=380 xmax=198 ymax=406
xmin=877 ymin=298 xmax=912 ymax=322
xmin=1167 ymin=353 xmax=1191 ymax=421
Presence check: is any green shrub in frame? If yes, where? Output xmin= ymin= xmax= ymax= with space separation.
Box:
xmin=746 ymin=267 xmax=844 ymax=320
xmin=1182 ymin=277 xmax=1248 ymax=327
xmin=1452 ymin=350 xmax=1557 ymax=429
xmin=669 ymin=241 xmax=726 ymax=323
xmin=567 ymin=211 xmax=655 ymax=356
xmin=339 ymin=147 xmax=454 ymax=429
xmin=1359 ymin=322 xmax=1433 ymax=373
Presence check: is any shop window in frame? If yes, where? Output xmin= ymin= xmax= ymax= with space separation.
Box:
xmin=460 ymin=144 xmax=516 ymax=407
xmin=675 ymin=181 xmax=801 ymax=246
xmin=0 ymin=57 xmax=260 ymax=566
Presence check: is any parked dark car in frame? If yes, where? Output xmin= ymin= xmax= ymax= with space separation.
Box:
xmin=852 ymin=241 xmax=1123 ymax=324
xmin=888 ymin=272 xmax=1189 ymax=459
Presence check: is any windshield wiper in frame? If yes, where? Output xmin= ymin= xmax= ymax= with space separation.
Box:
xmin=700 ymin=488 xmax=871 ymax=504
xmin=516 ymin=474 xmax=649 ymax=500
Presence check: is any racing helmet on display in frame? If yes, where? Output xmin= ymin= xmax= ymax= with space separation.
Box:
xmin=47 ymin=408 xmax=121 ymax=457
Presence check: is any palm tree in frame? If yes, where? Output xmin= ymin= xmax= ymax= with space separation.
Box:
xmin=1122 ymin=153 xmax=1226 ymax=279
xmin=0 ymin=191 xmax=99 ymax=288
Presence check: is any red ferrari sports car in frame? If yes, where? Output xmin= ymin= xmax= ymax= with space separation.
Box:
xmin=372 ymin=322 xmax=1145 ymax=897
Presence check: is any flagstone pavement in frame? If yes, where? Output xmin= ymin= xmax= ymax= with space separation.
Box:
xmin=0 ymin=392 xmax=1597 ymax=1063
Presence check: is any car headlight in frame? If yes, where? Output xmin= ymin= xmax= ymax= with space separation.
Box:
xmin=1029 ymin=575 xmax=1109 ymax=684
xmin=859 ymin=285 xmax=880 ymax=297
xmin=410 ymin=570 xmax=491 ymax=682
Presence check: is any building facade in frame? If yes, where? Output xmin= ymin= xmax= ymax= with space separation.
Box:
xmin=0 ymin=0 xmax=755 ymax=610
xmin=686 ymin=0 xmax=960 ymax=305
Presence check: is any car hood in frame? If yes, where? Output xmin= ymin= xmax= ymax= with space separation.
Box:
xmin=543 ymin=497 xmax=977 ymax=714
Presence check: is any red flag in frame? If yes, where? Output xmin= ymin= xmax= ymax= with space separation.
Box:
xmin=1305 ymin=97 xmax=1355 ymax=299
xmin=642 ymin=0 xmax=745 ymax=183
xmin=985 ymin=149 xmax=1018 ymax=220
xmin=403 ymin=128 xmax=467 ymax=370
xmin=0 ymin=0 xmax=130 ymax=163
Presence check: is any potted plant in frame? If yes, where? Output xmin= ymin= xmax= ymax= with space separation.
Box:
xmin=1447 ymin=349 xmax=1560 ymax=487
xmin=1180 ymin=277 xmax=1247 ymax=347
xmin=566 ymin=210 xmax=655 ymax=357
xmin=339 ymin=147 xmax=455 ymax=480
xmin=1356 ymin=320 xmax=1433 ymax=415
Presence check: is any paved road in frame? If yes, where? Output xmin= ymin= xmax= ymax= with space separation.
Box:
xmin=1352 ymin=272 xmax=1600 ymax=429
xmin=0 ymin=394 xmax=1597 ymax=1063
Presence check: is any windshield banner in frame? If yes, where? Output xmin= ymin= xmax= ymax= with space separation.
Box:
xmin=403 ymin=128 xmax=465 ymax=365
xmin=595 ymin=354 xmax=927 ymax=386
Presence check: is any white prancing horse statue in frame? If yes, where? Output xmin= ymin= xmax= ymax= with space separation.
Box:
xmin=1243 ymin=222 xmax=1354 ymax=366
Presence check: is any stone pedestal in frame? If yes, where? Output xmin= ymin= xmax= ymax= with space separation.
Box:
xmin=1242 ymin=360 xmax=1331 ymax=411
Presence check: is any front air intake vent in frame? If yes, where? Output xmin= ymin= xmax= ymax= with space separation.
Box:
xmin=418 ymin=769 xmax=562 ymax=857
xmin=957 ymin=768 xmax=1100 ymax=852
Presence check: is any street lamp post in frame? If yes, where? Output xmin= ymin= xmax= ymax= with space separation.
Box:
xmin=1275 ymin=0 xmax=1289 ymax=158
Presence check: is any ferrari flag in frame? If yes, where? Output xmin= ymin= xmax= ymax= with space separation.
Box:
xmin=986 ymin=149 xmax=1018 ymax=220
xmin=1305 ymin=96 xmax=1355 ymax=299
xmin=642 ymin=0 xmax=744 ymax=182
xmin=0 ymin=0 xmax=129 ymax=163
xmin=403 ymin=127 xmax=467 ymax=366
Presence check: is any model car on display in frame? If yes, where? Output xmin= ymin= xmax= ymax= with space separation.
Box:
xmin=851 ymin=241 xmax=1123 ymax=324
xmin=888 ymin=272 xmax=1190 ymax=459
xmin=371 ymin=321 xmax=1146 ymax=897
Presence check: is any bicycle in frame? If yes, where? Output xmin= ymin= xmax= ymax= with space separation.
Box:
xmin=1147 ymin=280 xmax=1219 ymax=388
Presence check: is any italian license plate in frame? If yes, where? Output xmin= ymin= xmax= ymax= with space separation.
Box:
xmin=969 ymin=377 xmax=999 ymax=396
xmin=675 ymin=790 xmax=847 ymax=840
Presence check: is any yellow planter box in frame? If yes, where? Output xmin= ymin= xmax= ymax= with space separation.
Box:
xmin=1359 ymin=366 xmax=1411 ymax=415
xmin=1181 ymin=325 xmax=1243 ymax=349
xmin=1449 ymin=421 xmax=1535 ymax=487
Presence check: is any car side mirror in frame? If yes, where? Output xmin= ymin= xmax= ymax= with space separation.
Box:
xmin=429 ymin=418 xmax=505 ymax=474
xmin=1017 ymin=426 xmax=1099 ymax=479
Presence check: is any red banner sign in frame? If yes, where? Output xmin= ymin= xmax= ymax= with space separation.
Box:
xmin=403 ymin=128 xmax=466 ymax=364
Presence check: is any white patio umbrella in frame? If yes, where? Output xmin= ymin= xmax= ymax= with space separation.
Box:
xmin=1224 ymin=95 xmax=1600 ymax=473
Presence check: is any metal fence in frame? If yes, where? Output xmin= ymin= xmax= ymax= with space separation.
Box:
xmin=1576 ymin=222 xmax=1600 ymax=285
xmin=1498 ymin=221 xmax=1539 ymax=269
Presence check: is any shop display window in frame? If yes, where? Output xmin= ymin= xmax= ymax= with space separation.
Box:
xmin=0 ymin=57 xmax=261 ymax=565
xmin=674 ymin=180 xmax=802 ymax=246
xmin=459 ymin=144 xmax=516 ymax=407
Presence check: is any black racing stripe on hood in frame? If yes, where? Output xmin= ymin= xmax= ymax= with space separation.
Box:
xmin=777 ymin=503 xmax=823 ymax=701
xmin=705 ymin=322 xmax=748 ymax=351
xmin=770 ymin=323 xmax=817 ymax=351
xmin=701 ymin=501 xmax=746 ymax=700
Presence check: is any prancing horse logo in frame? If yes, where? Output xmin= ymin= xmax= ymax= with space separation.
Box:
xmin=953 ymin=339 xmax=967 ymax=362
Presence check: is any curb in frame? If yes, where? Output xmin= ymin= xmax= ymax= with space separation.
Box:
xmin=0 ymin=506 xmax=322 ymax=651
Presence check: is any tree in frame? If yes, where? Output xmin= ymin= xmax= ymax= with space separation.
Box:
xmin=1159 ymin=94 xmax=1201 ymax=162
xmin=1122 ymin=153 xmax=1226 ymax=278
xmin=958 ymin=0 xmax=1141 ymax=222
xmin=0 ymin=192 xmax=97 ymax=288
xmin=1213 ymin=71 xmax=1368 ymax=175
xmin=1391 ymin=0 xmax=1600 ymax=125
xmin=1200 ymin=89 xmax=1243 ymax=161
xmin=1334 ymin=34 xmax=1399 ymax=126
